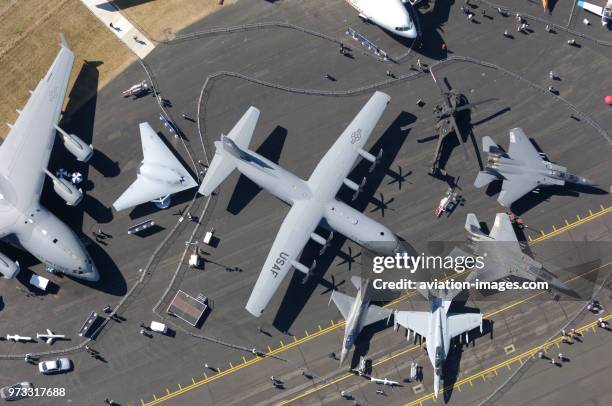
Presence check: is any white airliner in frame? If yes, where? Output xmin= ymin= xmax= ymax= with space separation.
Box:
xmin=347 ymin=0 xmax=418 ymax=39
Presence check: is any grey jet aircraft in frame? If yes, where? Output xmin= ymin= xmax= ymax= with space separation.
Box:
xmin=199 ymin=92 xmax=402 ymax=317
xmin=0 ymin=35 xmax=98 ymax=281
xmin=464 ymin=213 xmax=571 ymax=293
xmin=474 ymin=128 xmax=594 ymax=208
xmin=394 ymin=289 xmax=482 ymax=398
xmin=330 ymin=276 xmax=392 ymax=366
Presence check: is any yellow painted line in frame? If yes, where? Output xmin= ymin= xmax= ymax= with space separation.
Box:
xmin=530 ymin=206 xmax=611 ymax=243
xmin=153 ymin=395 xmax=157 ymax=400
xmin=404 ymin=315 xmax=612 ymax=406
xmin=275 ymin=261 xmax=611 ymax=405
xmin=141 ymin=400 xmax=145 ymax=406
xmin=191 ymin=378 xmax=195 ymax=384
xmin=143 ymin=207 xmax=610 ymax=406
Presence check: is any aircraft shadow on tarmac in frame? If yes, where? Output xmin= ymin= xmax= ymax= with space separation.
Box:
xmin=442 ymin=301 xmax=487 ymax=402
xmin=226 ymin=126 xmax=288 ymax=215
xmin=272 ymin=112 xmax=415 ymax=332
xmin=408 ymin=0 xmax=453 ymax=61
xmin=485 ymin=178 xmax=607 ymax=217
xmin=351 ymin=317 xmax=394 ymax=369
xmin=45 ymin=61 xmax=105 ymax=229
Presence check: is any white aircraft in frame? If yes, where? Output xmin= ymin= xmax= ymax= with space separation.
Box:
xmin=36 ymin=329 xmax=66 ymax=345
xmin=578 ymin=0 xmax=612 ymax=26
xmin=347 ymin=0 xmax=418 ymax=38
xmin=370 ymin=376 xmax=400 ymax=386
xmin=394 ymin=290 xmax=482 ymax=398
xmin=6 ymin=334 xmax=33 ymax=342
xmin=112 ymin=122 xmax=198 ymax=211
xmin=199 ymin=92 xmax=402 ymax=317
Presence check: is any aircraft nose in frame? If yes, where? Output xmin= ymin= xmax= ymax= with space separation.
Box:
xmin=81 ymin=261 xmax=100 ymax=282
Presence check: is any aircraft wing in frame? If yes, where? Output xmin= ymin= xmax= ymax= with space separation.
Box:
xmin=307 ymin=91 xmax=391 ymax=186
xmin=447 ymin=313 xmax=482 ymax=338
xmin=489 ymin=213 xmax=517 ymax=241
xmin=507 ymin=128 xmax=544 ymax=166
xmin=245 ymin=201 xmax=322 ymax=317
xmin=498 ymin=174 xmax=539 ymax=207
xmin=113 ymin=123 xmax=197 ymax=211
xmin=0 ymin=35 xmax=74 ymax=210
xmin=578 ymin=1 xmax=604 ymax=16
xmin=362 ymin=304 xmax=392 ymax=326
xmin=394 ymin=311 xmax=429 ymax=337
xmin=331 ymin=291 xmax=355 ymax=320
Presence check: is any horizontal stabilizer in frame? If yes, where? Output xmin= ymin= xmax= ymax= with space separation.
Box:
xmin=198 ymin=140 xmax=236 ymax=196
xmin=198 ymin=107 xmax=260 ymax=196
xmin=474 ymin=171 xmax=498 ymax=188
xmin=226 ymin=106 xmax=260 ymax=149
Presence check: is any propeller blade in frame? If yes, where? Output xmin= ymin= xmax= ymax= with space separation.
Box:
xmin=449 ymin=116 xmax=469 ymax=160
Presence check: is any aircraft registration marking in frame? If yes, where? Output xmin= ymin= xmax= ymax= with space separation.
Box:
xmin=270 ymin=251 xmax=289 ymax=278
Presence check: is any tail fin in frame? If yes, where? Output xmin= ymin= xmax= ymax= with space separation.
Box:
xmin=198 ymin=107 xmax=260 ymax=196
xmin=465 ymin=213 xmax=485 ymax=237
xmin=474 ymin=171 xmax=497 ymax=188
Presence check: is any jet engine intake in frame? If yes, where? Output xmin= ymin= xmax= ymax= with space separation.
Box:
xmin=55 ymin=125 xmax=93 ymax=162
xmin=45 ymin=169 xmax=83 ymax=206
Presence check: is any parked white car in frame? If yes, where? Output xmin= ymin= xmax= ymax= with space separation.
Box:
xmin=38 ymin=358 xmax=71 ymax=374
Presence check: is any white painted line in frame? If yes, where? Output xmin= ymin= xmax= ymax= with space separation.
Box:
xmin=80 ymin=0 xmax=155 ymax=59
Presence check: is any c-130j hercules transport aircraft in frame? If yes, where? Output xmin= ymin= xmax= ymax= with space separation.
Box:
xmin=0 ymin=35 xmax=98 ymax=282
xmin=199 ymin=92 xmax=402 ymax=317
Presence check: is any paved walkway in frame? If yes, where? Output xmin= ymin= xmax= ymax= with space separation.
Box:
xmin=80 ymin=0 xmax=155 ymax=59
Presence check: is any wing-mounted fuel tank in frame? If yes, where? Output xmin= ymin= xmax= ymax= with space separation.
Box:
xmin=55 ymin=124 xmax=93 ymax=162
xmin=0 ymin=252 xmax=20 ymax=279
xmin=44 ymin=169 xmax=83 ymax=206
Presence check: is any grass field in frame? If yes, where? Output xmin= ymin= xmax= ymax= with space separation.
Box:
xmin=0 ymin=0 xmax=235 ymax=139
